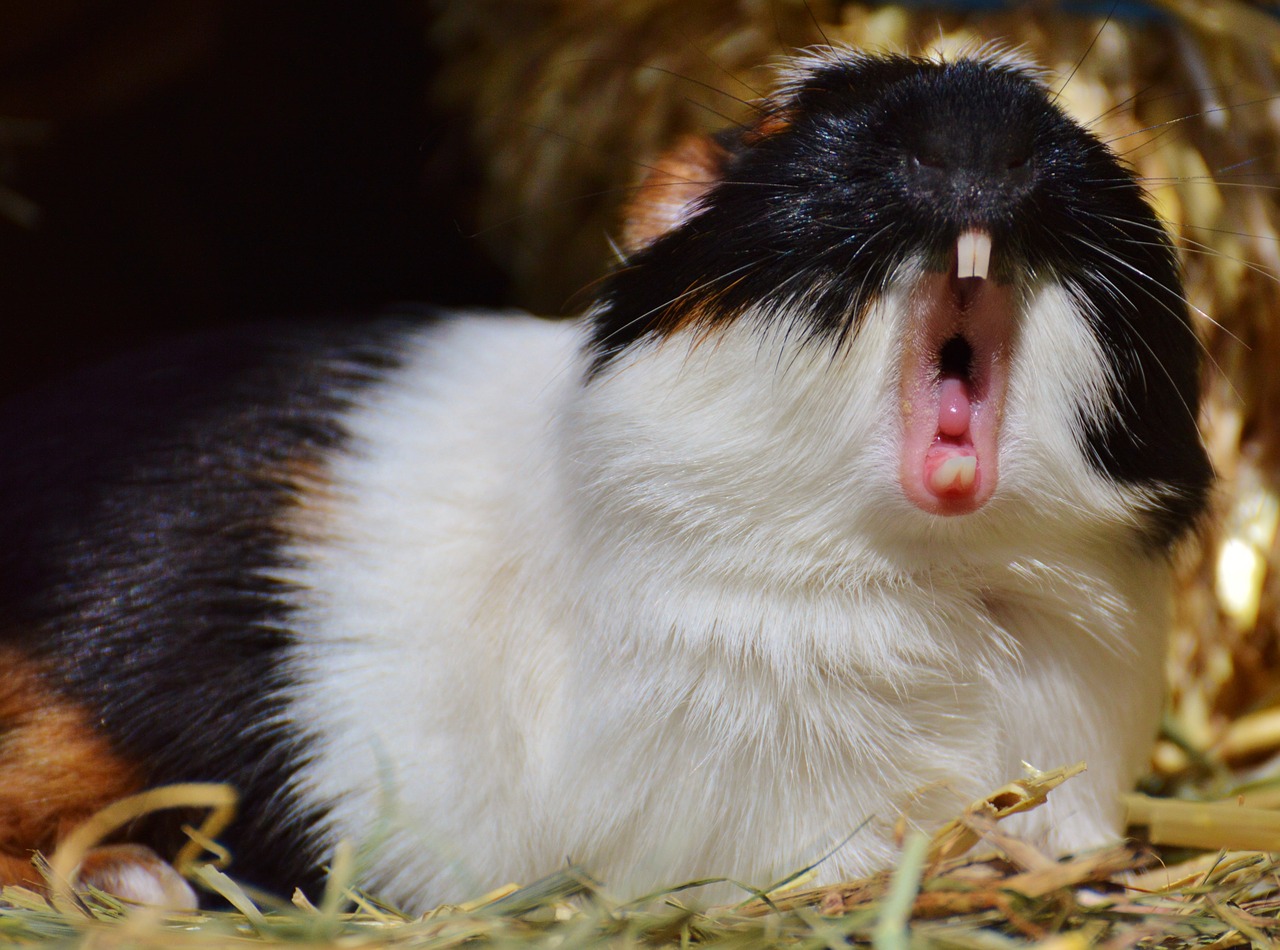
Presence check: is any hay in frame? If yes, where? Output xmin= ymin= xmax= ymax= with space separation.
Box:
xmin=2 ymin=4 xmax=1276 ymax=945
xmin=45 ymin=783 xmax=237 ymax=915
xmin=8 ymin=770 xmax=1280 ymax=947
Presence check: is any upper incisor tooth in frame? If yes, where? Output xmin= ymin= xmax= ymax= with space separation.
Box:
xmin=957 ymin=232 xmax=975 ymax=278
xmin=972 ymin=230 xmax=992 ymax=280
xmin=956 ymin=229 xmax=992 ymax=280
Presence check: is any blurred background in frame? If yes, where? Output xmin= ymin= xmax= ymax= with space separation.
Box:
xmin=2 ymin=0 xmax=1280 ymax=798
xmin=0 ymin=1 xmax=507 ymax=399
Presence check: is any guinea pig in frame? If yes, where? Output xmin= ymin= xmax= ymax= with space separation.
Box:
xmin=0 ymin=47 xmax=1211 ymax=909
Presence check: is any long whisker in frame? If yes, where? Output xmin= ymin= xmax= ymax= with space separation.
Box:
xmin=1079 ymin=78 xmax=1256 ymax=134
xmin=1214 ymin=154 xmax=1280 ymax=176
xmin=801 ymin=0 xmax=834 ymax=49
xmin=1070 ymin=230 xmax=1235 ymax=406
xmin=592 ymin=259 xmax=765 ymax=354
xmin=558 ymin=58 xmax=763 ymax=114
xmin=1137 ymin=177 xmax=1280 ymax=193
xmin=1088 ymin=214 xmax=1279 ymax=301
xmin=1102 ymin=93 xmax=1280 ymax=145
xmin=670 ymin=28 xmax=765 ymax=99
xmin=468 ymin=175 xmax=798 ymax=242
xmin=1178 ymin=223 xmax=1280 ymax=245
xmin=1051 ymin=0 xmax=1120 ymax=105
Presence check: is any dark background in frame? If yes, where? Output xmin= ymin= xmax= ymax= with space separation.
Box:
xmin=0 ymin=1 xmax=506 ymax=399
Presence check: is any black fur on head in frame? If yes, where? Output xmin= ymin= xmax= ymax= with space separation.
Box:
xmin=588 ymin=49 xmax=1211 ymax=545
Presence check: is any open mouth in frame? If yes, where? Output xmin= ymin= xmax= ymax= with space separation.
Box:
xmin=898 ymin=230 xmax=1013 ymax=516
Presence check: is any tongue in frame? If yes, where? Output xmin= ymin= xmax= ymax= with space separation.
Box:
xmin=937 ymin=376 xmax=971 ymax=438
xmin=898 ymin=271 xmax=1012 ymax=517
xmin=925 ymin=377 xmax=978 ymax=497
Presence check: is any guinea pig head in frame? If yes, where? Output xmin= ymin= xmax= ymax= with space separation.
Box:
xmin=582 ymin=50 xmax=1209 ymax=551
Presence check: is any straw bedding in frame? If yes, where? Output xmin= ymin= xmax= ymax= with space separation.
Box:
xmin=5 ymin=2 xmax=1280 ymax=945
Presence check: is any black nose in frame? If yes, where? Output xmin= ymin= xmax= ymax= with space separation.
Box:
xmin=904 ymin=129 xmax=1036 ymax=221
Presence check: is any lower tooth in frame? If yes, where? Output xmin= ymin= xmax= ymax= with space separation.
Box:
xmin=932 ymin=455 xmax=977 ymax=493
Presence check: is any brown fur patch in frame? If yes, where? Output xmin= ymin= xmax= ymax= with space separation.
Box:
xmin=619 ymin=134 xmax=728 ymax=255
xmin=272 ymin=453 xmax=344 ymax=547
xmin=654 ymin=266 xmax=761 ymax=342
xmin=743 ymin=109 xmax=794 ymax=145
xmin=275 ymin=455 xmax=334 ymax=498
xmin=618 ymin=131 xmax=779 ymax=344
xmin=0 ymin=649 xmax=142 ymax=887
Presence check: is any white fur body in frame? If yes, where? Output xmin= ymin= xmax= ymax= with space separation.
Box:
xmin=284 ymin=262 xmax=1171 ymax=908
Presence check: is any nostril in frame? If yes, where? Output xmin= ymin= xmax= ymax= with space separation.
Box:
xmin=1005 ymin=154 xmax=1034 ymax=180
xmin=913 ymin=153 xmax=948 ymax=171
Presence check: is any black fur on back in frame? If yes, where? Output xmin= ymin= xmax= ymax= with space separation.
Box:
xmin=0 ymin=315 xmax=419 ymax=898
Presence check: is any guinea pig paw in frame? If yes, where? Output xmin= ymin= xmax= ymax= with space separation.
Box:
xmin=75 ymin=843 xmax=198 ymax=909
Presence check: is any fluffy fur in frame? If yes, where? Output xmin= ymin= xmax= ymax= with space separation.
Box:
xmin=286 ymin=273 xmax=1172 ymax=906
xmin=0 ymin=49 xmax=1209 ymax=909
xmin=280 ymin=51 xmax=1208 ymax=905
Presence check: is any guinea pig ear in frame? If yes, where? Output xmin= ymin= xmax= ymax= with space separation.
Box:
xmin=618 ymin=134 xmax=729 ymax=255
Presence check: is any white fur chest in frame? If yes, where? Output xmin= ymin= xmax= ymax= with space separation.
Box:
xmin=283 ymin=294 xmax=1170 ymax=909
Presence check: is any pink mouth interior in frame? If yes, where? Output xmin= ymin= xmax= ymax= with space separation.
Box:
xmin=899 ymin=269 xmax=1013 ymax=517
xmin=925 ymin=371 xmax=976 ymax=485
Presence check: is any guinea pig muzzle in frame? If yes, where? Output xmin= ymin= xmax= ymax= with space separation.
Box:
xmin=898 ymin=229 xmax=1012 ymax=516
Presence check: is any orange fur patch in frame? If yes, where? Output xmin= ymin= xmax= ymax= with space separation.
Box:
xmin=652 ymin=264 xmax=762 ymax=342
xmin=743 ymin=109 xmax=793 ymax=145
xmin=0 ymin=649 xmax=142 ymax=888
xmin=618 ymin=131 xmax=775 ymax=343
xmin=619 ymin=134 xmax=728 ymax=255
